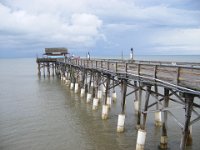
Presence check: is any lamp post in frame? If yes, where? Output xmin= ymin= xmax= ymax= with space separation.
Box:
xmin=121 ymin=50 xmax=124 ymax=60
xmin=130 ymin=48 xmax=134 ymax=60
xmin=87 ymin=52 xmax=90 ymax=60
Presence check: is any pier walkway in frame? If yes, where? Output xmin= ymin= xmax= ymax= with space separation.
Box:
xmin=37 ymin=57 xmax=200 ymax=150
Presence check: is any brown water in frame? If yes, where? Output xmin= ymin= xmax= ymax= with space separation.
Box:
xmin=0 ymin=58 xmax=200 ymax=150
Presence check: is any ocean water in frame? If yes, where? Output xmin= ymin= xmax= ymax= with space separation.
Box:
xmin=95 ymin=55 xmax=200 ymax=63
xmin=0 ymin=56 xmax=200 ymax=150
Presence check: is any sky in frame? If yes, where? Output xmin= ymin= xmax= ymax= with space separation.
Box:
xmin=0 ymin=0 xmax=200 ymax=58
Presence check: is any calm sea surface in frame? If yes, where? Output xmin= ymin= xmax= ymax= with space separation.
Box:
xmin=0 ymin=56 xmax=200 ymax=150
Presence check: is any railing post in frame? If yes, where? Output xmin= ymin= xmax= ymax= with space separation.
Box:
xmin=116 ymin=62 xmax=118 ymax=72
xmin=125 ymin=63 xmax=128 ymax=73
xmin=138 ymin=64 xmax=140 ymax=75
xmin=176 ymin=67 xmax=180 ymax=85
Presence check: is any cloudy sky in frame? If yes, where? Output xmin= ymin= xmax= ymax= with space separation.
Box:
xmin=0 ymin=0 xmax=200 ymax=58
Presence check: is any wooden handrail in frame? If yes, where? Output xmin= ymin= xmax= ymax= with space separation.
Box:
xmin=67 ymin=58 xmax=200 ymax=92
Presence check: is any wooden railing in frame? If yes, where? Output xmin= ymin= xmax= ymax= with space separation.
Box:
xmin=36 ymin=58 xmax=63 ymax=63
xmin=67 ymin=58 xmax=200 ymax=92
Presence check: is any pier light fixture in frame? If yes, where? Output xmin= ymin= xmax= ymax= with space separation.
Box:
xmin=130 ymin=48 xmax=134 ymax=60
xmin=87 ymin=52 xmax=90 ymax=60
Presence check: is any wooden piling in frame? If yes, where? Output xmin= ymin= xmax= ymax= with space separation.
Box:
xmin=141 ymin=85 xmax=151 ymax=130
xmin=160 ymin=88 xmax=169 ymax=149
xmin=136 ymin=83 xmax=142 ymax=129
xmin=154 ymin=85 xmax=162 ymax=127
xmin=81 ymin=70 xmax=85 ymax=89
xmin=180 ymin=94 xmax=194 ymax=150
xmin=104 ymin=75 xmax=110 ymax=105
xmin=95 ymin=73 xmax=100 ymax=99
xmin=89 ymin=71 xmax=92 ymax=93
xmin=43 ymin=63 xmax=45 ymax=77
xmin=37 ymin=62 xmax=41 ymax=76
xmin=47 ymin=62 xmax=50 ymax=76
xmin=92 ymin=73 xmax=96 ymax=98
xmin=134 ymin=81 xmax=139 ymax=114
xmin=85 ymin=71 xmax=88 ymax=94
xmin=52 ymin=63 xmax=55 ymax=76
xmin=121 ymin=79 xmax=127 ymax=114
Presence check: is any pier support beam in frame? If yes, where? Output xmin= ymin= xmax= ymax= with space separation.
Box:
xmin=84 ymin=71 xmax=88 ymax=93
xmin=136 ymin=85 xmax=151 ymax=150
xmin=92 ymin=73 xmax=100 ymax=110
xmin=42 ymin=63 xmax=45 ymax=77
xmin=80 ymin=71 xmax=86 ymax=97
xmin=180 ymin=94 xmax=194 ymax=150
xmin=80 ymin=70 xmax=85 ymax=97
xmin=141 ymin=85 xmax=151 ymax=130
xmin=112 ymin=78 xmax=117 ymax=102
xmin=154 ymin=85 xmax=162 ymax=127
xmin=91 ymin=72 xmax=96 ymax=99
xmin=160 ymin=88 xmax=169 ymax=149
xmin=92 ymin=98 xmax=99 ymax=110
xmin=97 ymin=73 xmax=102 ymax=100
xmin=74 ymin=83 xmax=79 ymax=93
xmin=136 ymin=83 xmax=142 ymax=129
xmin=74 ymin=71 xmax=79 ymax=93
xmin=117 ymin=79 xmax=127 ymax=132
xmin=186 ymin=125 xmax=192 ymax=146
xmin=89 ymin=71 xmax=92 ymax=93
xmin=51 ymin=63 xmax=53 ymax=76
xmin=86 ymin=71 xmax=92 ymax=102
xmin=37 ymin=63 xmax=41 ymax=76
xmin=102 ymin=74 xmax=110 ymax=120
xmin=70 ymin=68 xmax=75 ymax=90
xmin=134 ymin=81 xmax=139 ymax=115
xmin=105 ymin=75 xmax=111 ymax=105
xmin=65 ymin=70 xmax=71 ymax=86
xmin=47 ymin=62 xmax=50 ymax=76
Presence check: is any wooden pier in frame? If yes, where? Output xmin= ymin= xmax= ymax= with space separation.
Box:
xmin=36 ymin=48 xmax=68 ymax=77
xmin=37 ymin=51 xmax=200 ymax=150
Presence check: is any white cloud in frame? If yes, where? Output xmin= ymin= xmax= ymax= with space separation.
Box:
xmin=5 ymin=0 xmax=199 ymax=26
xmin=0 ymin=3 xmax=103 ymax=49
xmin=150 ymin=28 xmax=200 ymax=54
xmin=0 ymin=0 xmax=200 ymax=57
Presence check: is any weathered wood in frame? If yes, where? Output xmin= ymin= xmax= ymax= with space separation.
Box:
xmin=180 ymin=94 xmax=194 ymax=150
xmin=37 ymin=63 xmax=41 ymax=76
xmin=102 ymin=61 xmax=107 ymax=69
xmin=43 ymin=63 xmax=45 ymax=76
xmin=160 ymin=88 xmax=169 ymax=149
xmin=140 ymin=64 xmax=155 ymax=78
xmin=136 ymin=83 xmax=142 ymax=129
xmin=69 ymin=59 xmax=200 ymax=92
xmin=109 ymin=62 xmax=116 ymax=72
xmin=156 ymin=66 xmax=177 ymax=84
xmin=104 ymin=75 xmax=111 ymax=105
xmin=141 ymin=85 xmax=151 ymax=130
xmin=47 ymin=63 xmax=50 ymax=76
xmin=37 ymin=56 xmax=200 ymax=149
xmin=121 ymin=79 xmax=127 ymax=114
xmin=37 ymin=58 xmax=57 ymax=63
xmin=127 ymin=64 xmax=138 ymax=74
xmin=45 ymin=47 xmax=68 ymax=54
xmin=179 ymin=68 xmax=200 ymax=90
xmin=117 ymin=62 xmax=126 ymax=72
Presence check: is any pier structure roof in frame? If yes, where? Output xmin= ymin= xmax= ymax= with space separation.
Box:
xmin=44 ymin=48 xmax=69 ymax=56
